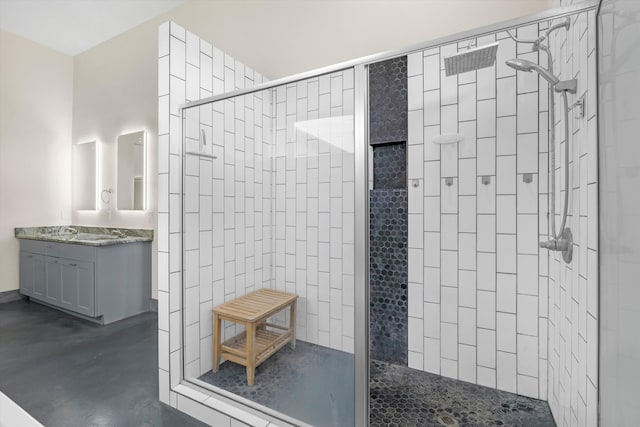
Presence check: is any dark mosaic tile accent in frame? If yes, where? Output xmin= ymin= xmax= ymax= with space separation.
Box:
xmin=369 ymin=189 xmax=408 ymax=365
xmin=373 ymin=142 xmax=407 ymax=190
xmin=370 ymin=360 xmax=556 ymax=427
xmin=199 ymin=341 xmax=354 ymax=427
xmin=369 ymin=57 xmax=408 ymax=145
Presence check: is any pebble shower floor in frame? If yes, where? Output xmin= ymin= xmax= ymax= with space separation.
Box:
xmin=370 ymin=360 xmax=555 ymax=427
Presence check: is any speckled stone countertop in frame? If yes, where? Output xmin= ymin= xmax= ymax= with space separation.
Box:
xmin=15 ymin=226 xmax=153 ymax=247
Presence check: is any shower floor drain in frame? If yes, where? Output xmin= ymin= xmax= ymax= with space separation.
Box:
xmin=436 ymin=415 xmax=459 ymax=426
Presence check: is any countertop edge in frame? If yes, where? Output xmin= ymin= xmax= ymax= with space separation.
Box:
xmin=15 ymin=235 xmax=153 ymax=247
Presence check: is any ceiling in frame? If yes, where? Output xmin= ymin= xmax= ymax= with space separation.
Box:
xmin=0 ymin=0 xmax=186 ymax=56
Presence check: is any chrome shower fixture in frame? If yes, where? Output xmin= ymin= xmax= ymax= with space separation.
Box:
xmin=444 ymin=42 xmax=499 ymax=76
xmin=505 ymin=58 xmax=577 ymax=93
xmin=505 ymin=16 xmax=575 ymax=264
xmin=533 ymin=17 xmax=571 ymax=52
xmin=505 ymin=58 xmax=559 ymax=85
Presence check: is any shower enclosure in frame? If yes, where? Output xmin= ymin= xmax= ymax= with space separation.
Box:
xmin=157 ymin=2 xmax=602 ymax=426
xmin=179 ymin=68 xmax=362 ymax=426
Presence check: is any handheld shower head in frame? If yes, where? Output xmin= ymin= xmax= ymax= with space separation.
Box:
xmin=505 ymin=58 xmax=559 ymax=86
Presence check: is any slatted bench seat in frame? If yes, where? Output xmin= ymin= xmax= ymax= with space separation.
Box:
xmin=212 ymin=288 xmax=298 ymax=385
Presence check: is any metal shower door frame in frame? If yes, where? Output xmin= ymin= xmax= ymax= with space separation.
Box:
xmin=353 ymin=63 xmax=371 ymax=427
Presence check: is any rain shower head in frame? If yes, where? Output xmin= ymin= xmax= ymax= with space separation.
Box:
xmin=444 ymin=42 xmax=499 ymax=76
xmin=505 ymin=58 xmax=559 ymax=86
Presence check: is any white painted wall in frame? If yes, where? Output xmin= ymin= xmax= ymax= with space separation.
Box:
xmin=71 ymin=20 xmax=160 ymax=297
xmin=162 ymin=0 xmax=554 ymax=79
xmin=0 ymin=29 xmax=73 ymax=294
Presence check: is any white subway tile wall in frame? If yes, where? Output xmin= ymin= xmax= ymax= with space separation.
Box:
xmin=546 ymin=10 xmax=598 ymax=427
xmin=272 ymin=71 xmax=355 ymax=353
xmin=176 ymin=26 xmax=275 ymax=380
xmin=160 ymin=19 xmax=356 ymax=418
xmin=159 ymin=22 xmax=275 ymax=423
xmin=407 ymin=13 xmax=597 ymax=425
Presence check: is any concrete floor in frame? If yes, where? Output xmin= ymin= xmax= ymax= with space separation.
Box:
xmin=0 ymin=299 xmax=205 ymax=427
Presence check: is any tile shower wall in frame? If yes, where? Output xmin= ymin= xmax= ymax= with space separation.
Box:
xmin=369 ymin=57 xmax=409 ymax=365
xmin=406 ymin=9 xmax=599 ymax=418
xmin=159 ymin=23 xmax=357 ymax=399
xmin=272 ymin=72 xmax=356 ymax=353
xmin=407 ymin=23 xmax=550 ymax=398
xmin=370 ymin=143 xmax=408 ymax=364
xmin=369 ymin=57 xmax=408 ymax=145
xmin=157 ymin=20 xmax=273 ymax=390
xmin=546 ymin=10 xmax=598 ymax=427
xmin=184 ymin=86 xmax=274 ymax=377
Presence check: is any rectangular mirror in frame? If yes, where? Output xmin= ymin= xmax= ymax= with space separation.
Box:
xmin=73 ymin=141 xmax=97 ymax=210
xmin=117 ymin=130 xmax=146 ymax=210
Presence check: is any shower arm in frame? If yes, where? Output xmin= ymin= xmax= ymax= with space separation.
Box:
xmin=505 ymin=30 xmax=541 ymax=45
xmin=506 ymin=17 xmax=571 ymax=51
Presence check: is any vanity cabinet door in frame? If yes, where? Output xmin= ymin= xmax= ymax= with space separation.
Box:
xmin=19 ymin=252 xmax=32 ymax=295
xmin=61 ymin=260 xmax=95 ymax=316
xmin=19 ymin=252 xmax=45 ymax=297
xmin=45 ymin=257 xmax=62 ymax=305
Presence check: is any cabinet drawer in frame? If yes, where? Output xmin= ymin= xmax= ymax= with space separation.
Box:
xmin=20 ymin=239 xmax=50 ymax=255
xmin=46 ymin=242 xmax=96 ymax=262
xmin=20 ymin=240 xmax=96 ymax=262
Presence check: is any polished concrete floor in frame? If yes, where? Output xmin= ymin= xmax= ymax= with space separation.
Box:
xmin=0 ymin=299 xmax=205 ymax=427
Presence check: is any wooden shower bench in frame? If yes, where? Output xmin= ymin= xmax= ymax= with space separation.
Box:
xmin=212 ymin=288 xmax=298 ymax=385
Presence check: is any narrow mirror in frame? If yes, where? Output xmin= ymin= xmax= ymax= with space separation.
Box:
xmin=73 ymin=141 xmax=96 ymax=210
xmin=117 ymin=130 xmax=146 ymax=210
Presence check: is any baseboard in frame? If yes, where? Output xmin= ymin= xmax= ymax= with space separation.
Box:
xmin=0 ymin=290 xmax=23 ymax=304
xmin=149 ymin=298 xmax=158 ymax=312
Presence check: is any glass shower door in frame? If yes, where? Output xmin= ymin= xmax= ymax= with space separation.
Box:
xmin=181 ymin=69 xmax=359 ymax=427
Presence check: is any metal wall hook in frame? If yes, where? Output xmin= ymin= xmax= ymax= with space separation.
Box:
xmin=101 ymin=189 xmax=113 ymax=204
xmin=445 ymin=177 xmax=454 ymax=187
xmin=523 ymin=173 xmax=533 ymax=184
xmin=481 ymin=176 xmax=491 ymax=185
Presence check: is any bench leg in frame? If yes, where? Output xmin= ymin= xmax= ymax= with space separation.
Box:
xmin=246 ymin=322 xmax=256 ymax=386
xmin=290 ymin=301 xmax=297 ymax=350
xmin=212 ymin=313 xmax=221 ymax=372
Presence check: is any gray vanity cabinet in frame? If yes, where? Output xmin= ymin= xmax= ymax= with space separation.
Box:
xmin=19 ymin=239 xmax=150 ymax=324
